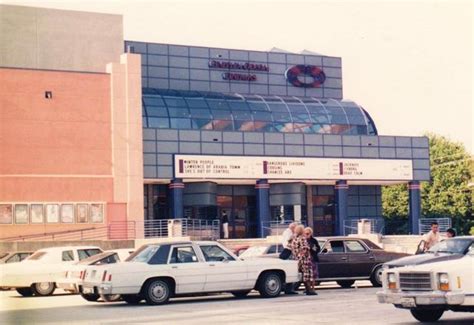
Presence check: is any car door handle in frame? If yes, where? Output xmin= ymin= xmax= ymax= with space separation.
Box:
xmin=369 ymin=256 xmax=375 ymax=260
xmin=171 ymin=266 xmax=178 ymax=269
xmin=209 ymin=264 xmax=215 ymax=267
xmin=341 ymin=257 xmax=347 ymax=260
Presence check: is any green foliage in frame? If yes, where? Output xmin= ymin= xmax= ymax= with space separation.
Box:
xmin=382 ymin=133 xmax=473 ymax=234
xmin=470 ymin=227 xmax=474 ymax=236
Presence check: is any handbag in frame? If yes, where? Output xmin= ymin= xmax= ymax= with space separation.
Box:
xmin=279 ymin=248 xmax=292 ymax=260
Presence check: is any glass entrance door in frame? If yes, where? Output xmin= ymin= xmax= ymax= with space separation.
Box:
xmin=217 ymin=195 xmax=256 ymax=238
xmin=312 ymin=195 xmax=335 ymax=236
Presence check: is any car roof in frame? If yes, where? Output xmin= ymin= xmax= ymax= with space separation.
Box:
xmin=36 ymin=246 xmax=102 ymax=252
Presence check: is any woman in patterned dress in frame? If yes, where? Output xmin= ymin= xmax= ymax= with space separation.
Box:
xmin=290 ymin=225 xmax=317 ymax=295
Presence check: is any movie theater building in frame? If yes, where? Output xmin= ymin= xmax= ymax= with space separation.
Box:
xmin=0 ymin=5 xmax=430 ymax=239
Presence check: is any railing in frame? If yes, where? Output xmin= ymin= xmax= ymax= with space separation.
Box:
xmin=261 ymin=220 xmax=304 ymax=237
xmin=343 ymin=218 xmax=385 ymax=236
xmin=0 ymin=218 xmax=219 ymax=242
xmin=419 ymin=218 xmax=452 ymax=235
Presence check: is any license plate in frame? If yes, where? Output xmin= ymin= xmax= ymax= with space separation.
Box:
xmin=83 ymin=287 xmax=94 ymax=294
xmin=400 ymin=297 xmax=416 ymax=308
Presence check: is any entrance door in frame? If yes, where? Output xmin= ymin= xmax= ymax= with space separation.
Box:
xmin=217 ymin=195 xmax=256 ymax=239
xmin=312 ymin=195 xmax=335 ymax=236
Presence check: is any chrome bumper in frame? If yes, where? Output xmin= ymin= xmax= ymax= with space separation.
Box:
xmin=377 ymin=290 xmax=465 ymax=307
xmin=80 ymin=283 xmax=113 ymax=295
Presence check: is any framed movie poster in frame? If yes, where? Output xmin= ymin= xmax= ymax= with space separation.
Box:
xmin=14 ymin=204 xmax=29 ymax=224
xmin=90 ymin=203 xmax=104 ymax=223
xmin=45 ymin=204 xmax=60 ymax=223
xmin=61 ymin=204 xmax=74 ymax=223
xmin=76 ymin=204 xmax=88 ymax=223
xmin=0 ymin=204 xmax=13 ymax=224
xmin=30 ymin=204 xmax=44 ymax=224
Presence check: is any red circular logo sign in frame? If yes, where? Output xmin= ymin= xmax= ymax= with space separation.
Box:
xmin=285 ymin=65 xmax=326 ymax=88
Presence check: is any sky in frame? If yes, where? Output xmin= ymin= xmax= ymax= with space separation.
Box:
xmin=4 ymin=0 xmax=473 ymax=153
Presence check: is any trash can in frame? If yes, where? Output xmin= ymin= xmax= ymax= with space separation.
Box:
xmin=167 ymin=219 xmax=183 ymax=237
xmin=357 ymin=219 xmax=371 ymax=234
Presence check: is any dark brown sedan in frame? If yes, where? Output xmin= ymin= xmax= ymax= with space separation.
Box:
xmin=317 ymin=237 xmax=409 ymax=288
xmin=240 ymin=237 xmax=409 ymax=288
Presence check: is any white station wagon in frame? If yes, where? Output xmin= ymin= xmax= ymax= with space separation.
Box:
xmin=80 ymin=241 xmax=299 ymax=305
xmin=377 ymin=240 xmax=474 ymax=322
xmin=0 ymin=246 xmax=102 ymax=296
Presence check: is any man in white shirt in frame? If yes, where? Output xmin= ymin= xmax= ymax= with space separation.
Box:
xmin=423 ymin=221 xmax=441 ymax=251
xmin=282 ymin=222 xmax=297 ymax=249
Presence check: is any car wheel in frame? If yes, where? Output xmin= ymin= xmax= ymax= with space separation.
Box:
xmin=101 ymin=294 xmax=121 ymax=302
xmin=31 ymin=282 xmax=55 ymax=296
xmin=231 ymin=290 xmax=251 ymax=298
xmin=337 ymin=280 xmax=355 ymax=288
xmin=143 ymin=279 xmax=171 ymax=305
xmin=370 ymin=265 xmax=383 ymax=287
xmin=16 ymin=287 xmax=34 ymax=297
xmin=80 ymin=293 xmax=100 ymax=302
xmin=410 ymin=308 xmax=444 ymax=322
xmin=122 ymin=294 xmax=142 ymax=305
xmin=258 ymin=272 xmax=282 ymax=298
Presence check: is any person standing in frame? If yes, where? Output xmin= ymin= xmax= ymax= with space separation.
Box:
xmin=423 ymin=221 xmax=440 ymax=251
xmin=446 ymin=228 xmax=456 ymax=238
xmin=290 ymin=225 xmax=316 ymax=295
xmin=304 ymin=227 xmax=320 ymax=293
xmin=221 ymin=210 xmax=229 ymax=239
xmin=279 ymin=222 xmax=296 ymax=260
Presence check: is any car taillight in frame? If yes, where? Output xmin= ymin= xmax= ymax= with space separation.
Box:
xmin=102 ymin=270 xmax=107 ymax=282
xmin=65 ymin=271 xmax=69 ymax=278
xmin=80 ymin=270 xmax=84 ymax=280
xmin=108 ymin=274 xmax=112 ymax=281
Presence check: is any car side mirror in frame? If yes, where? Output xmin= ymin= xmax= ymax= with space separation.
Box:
xmin=321 ymin=248 xmax=328 ymax=254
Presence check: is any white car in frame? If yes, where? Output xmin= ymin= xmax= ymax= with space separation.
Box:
xmin=0 ymin=246 xmax=102 ymax=296
xmin=56 ymin=248 xmax=134 ymax=298
xmin=80 ymin=241 xmax=299 ymax=305
xmin=377 ymin=244 xmax=474 ymax=322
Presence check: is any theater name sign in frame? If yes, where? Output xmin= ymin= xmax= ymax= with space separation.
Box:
xmin=174 ymin=155 xmax=413 ymax=181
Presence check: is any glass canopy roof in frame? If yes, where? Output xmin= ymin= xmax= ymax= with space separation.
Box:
xmin=142 ymin=88 xmax=377 ymax=135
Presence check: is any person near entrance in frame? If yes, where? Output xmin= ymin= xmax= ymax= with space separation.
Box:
xmin=221 ymin=210 xmax=229 ymax=239
xmin=423 ymin=221 xmax=440 ymax=251
xmin=291 ymin=225 xmax=317 ymax=295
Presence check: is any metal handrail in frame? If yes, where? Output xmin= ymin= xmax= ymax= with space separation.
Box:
xmin=0 ymin=227 xmax=100 ymax=241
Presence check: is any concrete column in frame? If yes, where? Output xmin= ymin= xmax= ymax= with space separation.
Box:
xmin=256 ymin=179 xmax=270 ymax=238
xmin=408 ymin=181 xmax=421 ymax=235
xmin=335 ymin=180 xmax=348 ymax=236
xmin=169 ymin=179 xmax=184 ymax=219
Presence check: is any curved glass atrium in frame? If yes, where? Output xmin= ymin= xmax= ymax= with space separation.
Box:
xmin=142 ymin=88 xmax=377 ymax=135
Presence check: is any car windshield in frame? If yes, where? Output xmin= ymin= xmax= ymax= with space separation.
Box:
xmin=126 ymin=245 xmax=160 ymax=263
xmin=26 ymin=251 xmax=47 ymax=261
xmin=240 ymin=246 xmax=268 ymax=258
xmin=428 ymin=238 xmax=472 ymax=254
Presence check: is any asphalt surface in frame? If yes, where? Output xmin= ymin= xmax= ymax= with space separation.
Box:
xmin=1 ymin=281 xmax=473 ymax=324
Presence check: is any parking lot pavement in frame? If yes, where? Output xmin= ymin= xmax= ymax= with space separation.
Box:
xmin=1 ymin=282 xmax=473 ymax=325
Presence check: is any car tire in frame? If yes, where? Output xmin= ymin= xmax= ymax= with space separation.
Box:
xmin=231 ymin=290 xmax=251 ymax=298
xmin=370 ymin=265 xmax=383 ymax=287
xmin=337 ymin=280 xmax=355 ymax=288
xmin=143 ymin=279 xmax=171 ymax=305
xmin=80 ymin=293 xmax=100 ymax=302
xmin=31 ymin=282 xmax=55 ymax=296
xmin=101 ymin=294 xmax=121 ymax=302
xmin=16 ymin=287 xmax=34 ymax=297
xmin=410 ymin=308 xmax=444 ymax=322
xmin=122 ymin=294 xmax=142 ymax=305
xmin=258 ymin=272 xmax=282 ymax=298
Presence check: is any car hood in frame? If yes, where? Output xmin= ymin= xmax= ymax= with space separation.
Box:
xmin=385 ymin=253 xmax=462 ymax=268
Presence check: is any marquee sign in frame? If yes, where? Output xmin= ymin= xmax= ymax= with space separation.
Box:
xmin=285 ymin=65 xmax=326 ymax=88
xmin=174 ymin=155 xmax=413 ymax=181
xmin=208 ymin=60 xmax=269 ymax=82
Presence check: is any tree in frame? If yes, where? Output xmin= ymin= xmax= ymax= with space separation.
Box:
xmin=382 ymin=133 xmax=473 ymax=235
